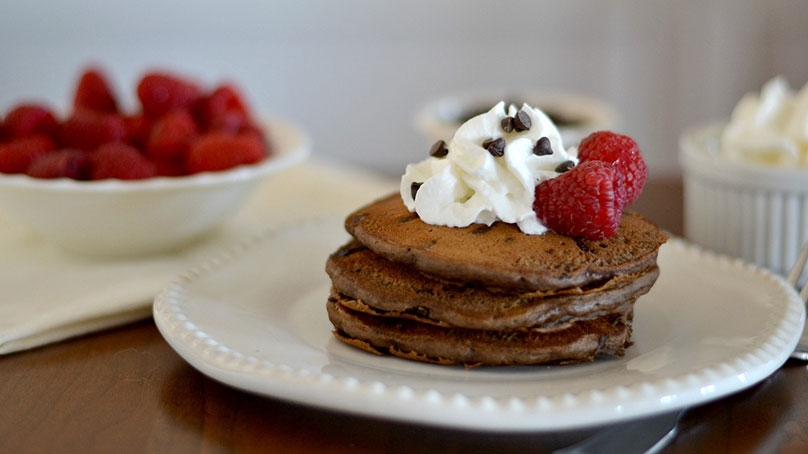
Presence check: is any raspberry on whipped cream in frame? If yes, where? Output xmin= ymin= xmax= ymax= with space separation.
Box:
xmin=721 ymin=76 xmax=808 ymax=167
xmin=400 ymin=102 xmax=578 ymax=235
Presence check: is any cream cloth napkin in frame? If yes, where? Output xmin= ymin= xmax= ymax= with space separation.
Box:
xmin=0 ymin=159 xmax=397 ymax=354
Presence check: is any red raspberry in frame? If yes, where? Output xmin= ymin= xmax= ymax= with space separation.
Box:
xmin=27 ymin=149 xmax=91 ymax=180
xmin=122 ymin=114 xmax=152 ymax=147
xmin=577 ymin=131 xmax=647 ymax=205
xmin=60 ymin=110 xmax=127 ymax=151
xmin=186 ymin=132 xmax=267 ymax=173
xmin=0 ymin=135 xmax=56 ymax=174
xmin=136 ymin=72 xmax=202 ymax=119
xmin=73 ymin=67 xmax=119 ymax=114
xmin=90 ymin=143 xmax=156 ymax=180
xmin=3 ymin=104 xmax=59 ymax=139
xmin=146 ymin=109 xmax=198 ymax=160
xmin=533 ymin=161 xmax=625 ymax=240
xmin=152 ymin=158 xmax=188 ymax=177
xmin=197 ymin=84 xmax=251 ymax=132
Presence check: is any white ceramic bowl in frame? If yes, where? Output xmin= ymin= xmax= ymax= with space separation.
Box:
xmin=415 ymin=89 xmax=617 ymax=147
xmin=680 ymin=122 xmax=808 ymax=275
xmin=0 ymin=118 xmax=309 ymax=257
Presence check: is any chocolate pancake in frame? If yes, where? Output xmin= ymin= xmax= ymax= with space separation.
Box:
xmin=326 ymin=241 xmax=660 ymax=330
xmin=327 ymin=193 xmax=667 ymax=366
xmin=327 ymin=298 xmax=634 ymax=366
xmin=345 ymin=193 xmax=668 ymax=292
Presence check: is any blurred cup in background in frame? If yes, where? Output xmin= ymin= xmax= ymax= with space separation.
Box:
xmin=414 ymin=89 xmax=617 ymax=148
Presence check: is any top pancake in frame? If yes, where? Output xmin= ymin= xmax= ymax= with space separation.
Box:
xmin=345 ymin=193 xmax=668 ymax=291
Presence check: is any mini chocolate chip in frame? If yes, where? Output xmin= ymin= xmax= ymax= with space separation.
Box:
xmin=501 ymin=116 xmax=514 ymax=133
xmin=555 ymin=160 xmax=576 ymax=173
xmin=429 ymin=140 xmax=448 ymax=158
xmin=533 ymin=136 xmax=553 ymax=156
xmin=514 ymin=110 xmax=532 ymax=131
xmin=482 ymin=138 xmax=506 ymax=157
xmin=410 ymin=182 xmax=423 ymax=200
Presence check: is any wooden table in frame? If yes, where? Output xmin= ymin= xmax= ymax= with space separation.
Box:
xmin=2 ymin=179 xmax=807 ymax=453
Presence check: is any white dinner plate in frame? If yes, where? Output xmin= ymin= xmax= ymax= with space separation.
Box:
xmin=153 ymin=219 xmax=805 ymax=432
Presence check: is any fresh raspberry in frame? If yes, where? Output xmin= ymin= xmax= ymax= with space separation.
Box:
xmin=0 ymin=135 xmax=56 ymax=174
xmin=27 ymin=149 xmax=91 ymax=180
xmin=196 ymin=84 xmax=251 ymax=132
xmin=152 ymin=158 xmax=188 ymax=177
xmin=136 ymin=72 xmax=202 ymax=119
xmin=90 ymin=142 xmax=156 ymax=180
xmin=3 ymin=104 xmax=59 ymax=139
xmin=145 ymin=109 xmax=198 ymax=160
xmin=577 ymin=131 xmax=647 ymax=205
xmin=60 ymin=110 xmax=127 ymax=151
xmin=122 ymin=114 xmax=151 ymax=147
xmin=186 ymin=132 xmax=267 ymax=173
xmin=73 ymin=67 xmax=119 ymax=114
xmin=533 ymin=161 xmax=625 ymax=240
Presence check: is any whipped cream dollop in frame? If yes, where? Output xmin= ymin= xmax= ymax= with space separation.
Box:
xmin=721 ymin=77 xmax=808 ymax=167
xmin=400 ymin=102 xmax=577 ymax=234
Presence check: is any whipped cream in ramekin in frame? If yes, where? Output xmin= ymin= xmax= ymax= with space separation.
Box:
xmin=721 ymin=76 xmax=808 ymax=167
xmin=400 ymin=102 xmax=577 ymax=235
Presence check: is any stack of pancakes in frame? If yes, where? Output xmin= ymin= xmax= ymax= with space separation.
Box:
xmin=326 ymin=193 xmax=668 ymax=366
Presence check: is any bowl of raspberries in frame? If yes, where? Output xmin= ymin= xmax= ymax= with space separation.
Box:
xmin=0 ymin=66 xmax=308 ymax=257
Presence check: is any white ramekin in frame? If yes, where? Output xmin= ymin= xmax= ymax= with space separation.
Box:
xmin=680 ymin=122 xmax=808 ymax=275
